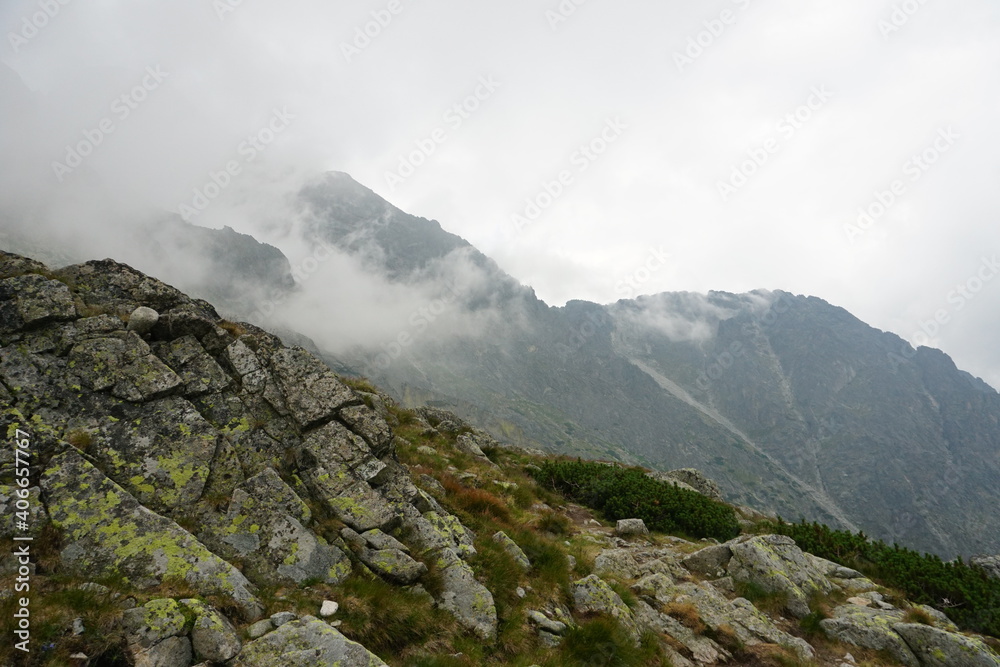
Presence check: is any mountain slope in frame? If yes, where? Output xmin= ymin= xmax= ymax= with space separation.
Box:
xmin=291 ymin=173 xmax=1000 ymax=559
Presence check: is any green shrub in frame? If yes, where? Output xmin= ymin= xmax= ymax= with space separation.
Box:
xmin=767 ymin=519 xmax=1000 ymax=639
xmin=531 ymin=460 xmax=740 ymax=541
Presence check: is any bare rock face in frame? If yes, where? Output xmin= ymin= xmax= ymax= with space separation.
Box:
xmin=727 ymin=534 xmax=834 ymax=617
xmin=233 ymin=617 xmax=388 ymax=667
xmin=43 ymin=449 xmax=265 ymax=620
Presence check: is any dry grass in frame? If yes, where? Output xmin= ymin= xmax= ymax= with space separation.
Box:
xmin=903 ymin=606 xmax=936 ymax=626
xmin=218 ymin=319 xmax=248 ymax=337
xmin=662 ymin=601 xmax=706 ymax=634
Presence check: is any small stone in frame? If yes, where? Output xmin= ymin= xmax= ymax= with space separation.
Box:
xmin=269 ymin=612 xmax=297 ymax=627
xmin=68 ymin=653 xmax=89 ymax=666
xmin=127 ymin=306 xmax=160 ymax=335
xmin=843 ymin=653 xmax=856 ymax=664
xmin=847 ymin=597 xmax=871 ymax=606
xmin=72 ymin=618 xmax=85 ymax=635
xmin=247 ymin=619 xmax=274 ymax=639
xmin=417 ymin=446 xmax=437 ymax=455
xmin=320 ymin=600 xmax=339 ymax=617
xmin=516 ymin=587 xmax=526 ymax=598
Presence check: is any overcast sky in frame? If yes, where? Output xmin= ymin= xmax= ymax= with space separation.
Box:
xmin=2 ymin=0 xmax=999 ymax=388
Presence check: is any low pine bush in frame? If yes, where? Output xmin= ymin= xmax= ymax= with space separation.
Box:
xmin=531 ymin=460 xmax=740 ymax=541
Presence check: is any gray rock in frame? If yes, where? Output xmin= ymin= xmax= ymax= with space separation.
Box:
xmin=93 ymin=396 xmax=220 ymax=511
xmin=893 ymin=622 xmax=1000 ymax=667
xmin=338 ymin=404 xmax=394 ymax=456
xmin=820 ymin=605 xmax=919 ymax=667
xmin=122 ymin=599 xmax=189 ymax=649
xmin=131 ymin=636 xmax=193 ymax=667
xmin=247 ymin=619 xmax=273 ymax=639
xmin=528 ymin=610 xmax=568 ymax=635
xmin=973 ymin=555 xmax=1000 ymax=580
xmin=127 ymin=307 xmax=160 ymax=335
xmin=269 ymin=612 xmax=296 ymax=627
xmin=268 ymin=347 xmax=358 ymax=428
xmin=615 ymin=518 xmax=649 ymax=537
xmin=492 ymin=531 xmax=531 ymax=570
xmin=433 ymin=548 xmax=498 ymax=640
xmin=649 ymin=468 xmax=725 ymax=502
xmin=682 ymin=544 xmax=732 ymax=577
xmin=361 ymin=528 xmax=409 ymax=553
xmin=571 ymin=574 xmax=640 ymax=643
xmin=359 ymin=548 xmax=427 ymax=585
xmin=152 ymin=335 xmax=231 ymax=396
xmin=0 ymin=273 xmax=77 ymax=333
xmin=233 ymin=617 xmax=387 ymax=666
xmin=727 ymin=534 xmax=833 ymax=617
xmin=631 ymin=573 xmax=677 ymax=605
xmin=69 ymin=332 xmax=183 ymax=402
xmin=181 ymin=599 xmax=242 ymax=663
xmin=43 ymin=450 xmax=263 ymax=619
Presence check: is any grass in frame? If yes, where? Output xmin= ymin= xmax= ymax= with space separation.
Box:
xmin=557 ymin=616 xmax=670 ymax=667
xmin=734 ymin=580 xmax=791 ymax=615
xmin=903 ymin=606 xmax=936 ymax=626
xmin=65 ymin=428 xmax=93 ymax=452
xmin=662 ymin=601 xmax=706 ymax=634
xmin=218 ymin=319 xmax=248 ymax=337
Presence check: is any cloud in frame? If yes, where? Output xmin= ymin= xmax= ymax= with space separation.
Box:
xmin=0 ymin=0 xmax=997 ymax=387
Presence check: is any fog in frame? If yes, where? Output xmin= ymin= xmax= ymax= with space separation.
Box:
xmin=1 ymin=0 xmax=998 ymax=387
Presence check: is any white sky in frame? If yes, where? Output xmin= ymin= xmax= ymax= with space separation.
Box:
xmin=2 ymin=0 xmax=998 ymax=388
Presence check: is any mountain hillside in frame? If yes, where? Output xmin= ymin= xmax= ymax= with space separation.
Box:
xmin=2 ymin=249 xmax=999 ymax=667
xmin=286 ymin=174 xmax=1000 ymax=560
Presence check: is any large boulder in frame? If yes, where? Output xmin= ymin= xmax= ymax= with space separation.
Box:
xmin=571 ymin=574 xmax=641 ymax=643
xmin=820 ymin=605 xmax=919 ymax=667
xmin=682 ymin=544 xmax=733 ymax=577
xmin=233 ymin=616 xmax=387 ymax=666
xmin=180 ymin=599 xmax=243 ymax=664
xmin=727 ymin=534 xmax=834 ymax=617
xmin=972 ymin=555 xmax=1000 ymax=581
xmin=893 ymin=622 xmax=1000 ymax=667
xmin=648 ymin=468 xmax=725 ymax=502
xmin=0 ymin=273 xmax=77 ymax=334
xmin=43 ymin=449 xmax=263 ymax=619
xmin=433 ymin=548 xmax=498 ymax=640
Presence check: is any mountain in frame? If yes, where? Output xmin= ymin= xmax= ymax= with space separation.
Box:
xmin=287 ymin=173 xmax=1000 ymax=560
xmin=2 ymin=249 xmax=998 ymax=666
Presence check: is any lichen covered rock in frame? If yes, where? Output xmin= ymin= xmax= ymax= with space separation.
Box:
xmin=234 ymin=616 xmax=387 ymax=666
xmin=43 ymin=449 xmax=263 ymax=619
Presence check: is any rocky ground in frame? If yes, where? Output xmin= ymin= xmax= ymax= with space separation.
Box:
xmin=0 ymin=250 xmax=998 ymax=666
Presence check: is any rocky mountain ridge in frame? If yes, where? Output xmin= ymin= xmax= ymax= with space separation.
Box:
xmin=1 ymin=250 xmax=999 ymax=666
